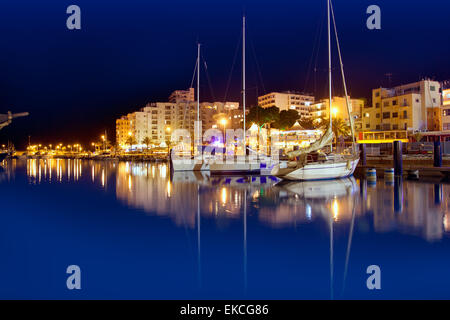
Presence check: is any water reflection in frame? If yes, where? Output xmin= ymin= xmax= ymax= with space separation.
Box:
xmin=1 ymin=159 xmax=450 ymax=298
xmin=5 ymin=159 xmax=449 ymax=242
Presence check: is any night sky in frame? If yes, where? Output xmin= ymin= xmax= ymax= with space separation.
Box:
xmin=1 ymin=0 xmax=449 ymax=148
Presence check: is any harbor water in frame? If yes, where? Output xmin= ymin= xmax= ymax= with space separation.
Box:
xmin=0 ymin=159 xmax=449 ymax=299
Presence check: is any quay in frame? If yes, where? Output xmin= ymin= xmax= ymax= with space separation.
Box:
xmin=357 ymin=141 xmax=450 ymax=180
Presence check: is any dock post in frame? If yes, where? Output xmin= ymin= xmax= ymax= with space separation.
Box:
xmin=393 ymin=141 xmax=403 ymax=177
xmin=434 ymin=184 xmax=442 ymax=205
xmin=394 ymin=177 xmax=403 ymax=213
xmin=433 ymin=140 xmax=443 ymax=167
xmin=360 ymin=143 xmax=367 ymax=166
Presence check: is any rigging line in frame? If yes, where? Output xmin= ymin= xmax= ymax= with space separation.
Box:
xmin=223 ymin=32 xmax=242 ymax=103
xmin=183 ymin=55 xmax=199 ymax=126
xmin=313 ymin=14 xmax=325 ymax=96
xmin=202 ymin=55 xmax=216 ymax=102
xmin=304 ymin=7 xmax=326 ymax=94
xmin=330 ymin=0 xmax=356 ymax=148
xmin=249 ymin=35 xmax=266 ymax=95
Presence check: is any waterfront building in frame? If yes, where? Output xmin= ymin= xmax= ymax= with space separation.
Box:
xmin=310 ymin=96 xmax=365 ymax=127
xmin=442 ymin=88 xmax=450 ymax=131
xmin=362 ymin=79 xmax=441 ymax=132
xmin=116 ymin=116 xmax=131 ymax=147
xmin=258 ymin=91 xmax=315 ymax=118
xmin=168 ymin=87 xmax=195 ymax=103
xmin=116 ymin=89 xmax=239 ymax=149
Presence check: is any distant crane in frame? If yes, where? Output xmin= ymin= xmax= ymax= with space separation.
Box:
xmin=0 ymin=111 xmax=29 ymax=130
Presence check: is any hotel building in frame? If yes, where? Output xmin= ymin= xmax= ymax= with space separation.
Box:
xmin=442 ymin=88 xmax=450 ymax=131
xmin=258 ymin=91 xmax=315 ymax=118
xmin=310 ymin=96 xmax=365 ymax=129
xmin=116 ymin=89 xmax=239 ymax=149
xmin=362 ymin=79 xmax=441 ymax=132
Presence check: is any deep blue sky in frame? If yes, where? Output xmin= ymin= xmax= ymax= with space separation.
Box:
xmin=1 ymin=0 xmax=449 ymax=148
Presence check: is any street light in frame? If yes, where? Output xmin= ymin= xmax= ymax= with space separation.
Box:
xmin=332 ymin=107 xmax=338 ymax=118
xmin=165 ymin=126 xmax=172 ymax=155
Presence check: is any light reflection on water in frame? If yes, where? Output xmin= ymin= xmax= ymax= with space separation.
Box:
xmin=1 ymin=158 xmax=450 ymax=299
xmin=14 ymin=158 xmax=450 ymax=242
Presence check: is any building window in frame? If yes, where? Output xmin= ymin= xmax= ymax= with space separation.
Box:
xmin=366 ymin=124 xmax=370 ymax=128
xmin=392 ymin=100 xmax=397 ymax=106
xmin=376 ymin=125 xmax=380 ymax=130
xmin=392 ymin=112 xmax=398 ymax=118
xmin=383 ymin=112 xmax=390 ymax=119
xmin=375 ymin=102 xmax=380 ymax=108
xmin=376 ymin=113 xmax=380 ymax=118
xmin=393 ymin=124 xmax=398 ymax=130
xmin=430 ymin=86 xmax=436 ymax=91
xmin=375 ymin=92 xmax=380 ymax=97
xmin=383 ymin=101 xmax=389 ymax=107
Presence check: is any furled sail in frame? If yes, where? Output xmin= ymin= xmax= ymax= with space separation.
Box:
xmin=287 ymin=127 xmax=334 ymax=158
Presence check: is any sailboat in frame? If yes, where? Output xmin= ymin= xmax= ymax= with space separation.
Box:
xmin=271 ymin=0 xmax=359 ymax=181
xmin=170 ymin=43 xmax=213 ymax=172
xmin=209 ymin=16 xmax=272 ymax=175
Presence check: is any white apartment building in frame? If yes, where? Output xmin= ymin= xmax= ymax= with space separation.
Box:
xmin=116 ymin=90 xmax=239 ymax=149
xmin=258 ymin=91 xmax=315 ymax=118
xmin=168 ymin=88 xmax=195 ymax=103
xmin=362 ymin=79 xmax=441 ymax=132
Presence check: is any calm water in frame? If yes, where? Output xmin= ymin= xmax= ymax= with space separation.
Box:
xmin=0 ymin=159 xmax=449 ymax=299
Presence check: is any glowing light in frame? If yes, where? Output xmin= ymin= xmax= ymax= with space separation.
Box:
xmin=332 ymin=107 xmax=338 ymax=117
xmin=332 ymin=199 xmax=339 ymax=221
xmin=221 ymin=187 xmax=227 ymax=204
xmin=167 ymin=181 xmax=172 ymax=197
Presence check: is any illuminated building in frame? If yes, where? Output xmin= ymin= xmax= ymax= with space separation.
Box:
xmin=258 ymin=91 xmax=315 ymax=118
xmin=362 ymin=79 xmax=441 ymax=132
xmin=116 ymin=89 xmax=239 ymax=150
xmin=442 ymin=88 xmax=450 ymax=130
xmin=310 ymin=96 xmax=365 ymax=127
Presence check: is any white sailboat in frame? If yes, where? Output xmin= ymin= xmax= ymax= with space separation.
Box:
xmin=271 ymin=0 xmax=359 ymax=181
xmin=209 ymin=16 xmax=274 ymax=175
xmin=170 ymin=43 xmax=213 ymax=172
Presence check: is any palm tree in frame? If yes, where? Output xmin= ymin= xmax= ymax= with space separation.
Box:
xmin=126 ymin=136 xmax=137 ymax=149
xmin=323 ymin=117 xmax=351 ymax=149
xmin=142 ymin=137 xmax=151 ymax=152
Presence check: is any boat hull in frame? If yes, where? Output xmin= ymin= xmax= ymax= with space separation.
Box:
xmin=170 ymin=159 xmax=210 ymax=172
xmin=272 ymin=158 xmax=359 ymax=181
xmin=209 ymin=162 xmax=261 ymax=175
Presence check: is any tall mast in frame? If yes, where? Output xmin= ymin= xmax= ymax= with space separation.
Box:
xmin=196 ymin=42 xmax=201 ymax=156
xmin=197 ymin=42 xmax=200 ymax=127
xmin=327 ymin=0 xmax=333 ymax=152
xmin=330 ymin=0 xmax=356 ymax=152
xmin=242 ymin=16 xmax=246 ymax=150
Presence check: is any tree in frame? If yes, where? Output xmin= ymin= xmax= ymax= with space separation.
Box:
xmin=272 ymin=110 xmax=300 ymax=130
xmin=246 ymin=106 xmax=280 ymax=129
xmin=126 ymin=136 xmax=137 ymax=148
xmin=298 ymin=117 xmax=316 ymax=130
xmin=323 ymin=117 xmax=351 ymax=140
xmin=142 ymin=137 xmax=151 ymax=151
